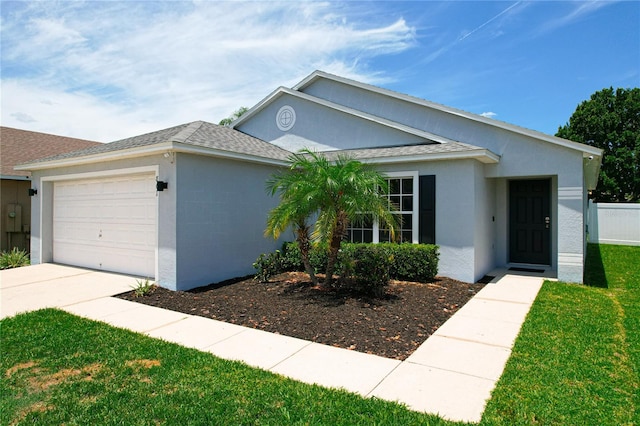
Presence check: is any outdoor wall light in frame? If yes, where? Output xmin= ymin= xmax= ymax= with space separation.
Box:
xmin=28 ymin=188 xmax=38 ymax=196
xmin=156 ymin=180 xmax=168 ymax=192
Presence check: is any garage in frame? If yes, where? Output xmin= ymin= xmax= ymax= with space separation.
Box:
xmin=53 ymin=173 xmax=157 ymax=278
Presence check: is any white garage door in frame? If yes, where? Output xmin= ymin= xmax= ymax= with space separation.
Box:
xmin=53 ymin=173 xmax=157 ymax=277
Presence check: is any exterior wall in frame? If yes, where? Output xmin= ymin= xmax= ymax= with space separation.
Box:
xmin=28 ymin=155 xmax=175 ymax=286
xmin=1 ymin=178 xmax=31 ymax=252
xmin=175 ymin=154 xmax=283 ymax=290
xmin=301 ymin=77 xmax=590 ymax=282
xmin=473 ymin=163 xmax=496 ymax=281
xmin=236 ymin=93 xmax=428 ymax=152
xmin=378 ymin=160 xmax=480 ymax=283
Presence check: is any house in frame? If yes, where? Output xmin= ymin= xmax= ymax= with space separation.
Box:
xmin=0 ymin=127 xmax=101 ymax=252
xmin=17 ymin=71 xmax=602 ymax=289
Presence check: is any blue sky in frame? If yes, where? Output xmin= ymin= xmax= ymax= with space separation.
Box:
xmin=1 ymin=1 xmax=638 ymax=142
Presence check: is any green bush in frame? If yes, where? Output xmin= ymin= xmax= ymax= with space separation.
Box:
xmin=0 ymin=248 xmax=30 ymax=270
xmin=384 ymin=243 xmax=439 ymax=282
xmin=254 ymin=242 xmax=439 ymax=286
xmin=253 ymin=250 xmax=286 ymax=282
xmin=340 ymin=244 xmax=392 ymax=297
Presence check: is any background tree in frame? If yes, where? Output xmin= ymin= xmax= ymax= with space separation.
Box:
xmin=265 ymin=150 xmax=399 ymax=288
xmin=556 ymin=87 xmax=639 ymax=202
xmin=218 ymin=106 xmax=249 ymax=126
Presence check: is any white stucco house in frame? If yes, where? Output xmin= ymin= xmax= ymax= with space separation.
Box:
xmin=18 ymin=71 xmax=602 ymax=290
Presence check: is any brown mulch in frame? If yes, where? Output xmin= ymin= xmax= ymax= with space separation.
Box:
xmin=117 ymin=272 xmax=486 ymax=361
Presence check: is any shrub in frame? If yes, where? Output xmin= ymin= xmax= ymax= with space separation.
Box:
xmin=256 ymin=242 xmax=439 ymax=288
xmin=385 ymin=243 xmax=439 ymax=282
xmin=253 ymin=250 xmax=286 ymax=282
xmin=0 ymin=248 xmax=30 ymax=270
xmin=339 ymin=244 xmax=392 ymax=297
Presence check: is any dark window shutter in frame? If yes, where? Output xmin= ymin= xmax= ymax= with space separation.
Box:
xmin=419 ymin=175 xmax=436 ymax=244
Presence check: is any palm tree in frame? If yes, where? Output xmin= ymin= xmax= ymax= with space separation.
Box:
xmin=306 ymin=151 xmax=398 ymax=287
xmin=265 ymin=163 xmax=320 ymax=286
xmin=266 ymin=149 xmax=398 ymax=288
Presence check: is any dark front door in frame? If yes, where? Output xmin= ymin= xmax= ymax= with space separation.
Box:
xmin=509 ymin=179 xmax=551 ymax=264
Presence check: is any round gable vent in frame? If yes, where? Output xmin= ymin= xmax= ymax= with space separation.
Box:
xmin=276 ymin=105 xmax=296 ymax=131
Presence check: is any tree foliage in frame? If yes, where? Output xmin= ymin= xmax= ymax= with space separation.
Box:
xmin=218 ymin=106 xmax=249 ymax=126
xmin=556 ymin=87 xmax=639 ymax=202
xmin=265 ymin=149 xmax=399 ymax=288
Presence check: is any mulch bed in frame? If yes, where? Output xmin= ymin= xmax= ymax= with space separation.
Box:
xmin=117 ymin=272 xmax=486 ymax=361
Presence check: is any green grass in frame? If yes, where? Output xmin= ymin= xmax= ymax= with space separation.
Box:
xmin=482 ymin=244 xmax=640 ymax=425
xmin=2 ymin=243 xmax=638 ymax=425
xmin=0 ymin=309 xmax=456 ymax=426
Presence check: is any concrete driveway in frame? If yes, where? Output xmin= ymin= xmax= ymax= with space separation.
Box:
xmin=0 ymin=263 xmax=139 ymax=319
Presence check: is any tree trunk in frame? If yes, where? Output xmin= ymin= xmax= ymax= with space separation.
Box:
xmin=296 ymin=226 xmax=317 ymax=286
xmin=324 ymin=210 xmax=348 ymax=288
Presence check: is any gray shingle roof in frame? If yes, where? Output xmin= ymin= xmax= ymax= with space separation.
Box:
xmin=23 ymin=121 xmax=292 ymax=164
xmin=319 ymin=141 xmax=486 ymax=161
xmin=19 ymin=120 xmax=493 ymax=169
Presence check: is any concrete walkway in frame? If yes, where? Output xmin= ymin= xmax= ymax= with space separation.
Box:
xmin=0 ymin=264 xmax=545 ymax=423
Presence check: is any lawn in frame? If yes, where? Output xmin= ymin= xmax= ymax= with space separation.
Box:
xmin=482 ymin=243 xmax=639 ymax=425
xmin=1 ymin=244 xmax=638 ymax=425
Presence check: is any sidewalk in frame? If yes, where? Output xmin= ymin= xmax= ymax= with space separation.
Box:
xmin=0 ymin=264 xmax=545 ymax=423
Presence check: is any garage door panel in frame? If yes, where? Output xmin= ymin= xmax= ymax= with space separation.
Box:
xmin=53 ymin=173 xmax=157 ymax=278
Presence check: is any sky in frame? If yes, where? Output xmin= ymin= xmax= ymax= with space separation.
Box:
xmin=1 ymin=1 xmax=638 ymax=142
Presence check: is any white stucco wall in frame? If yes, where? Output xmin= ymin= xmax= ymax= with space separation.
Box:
xmin=174 ymin=154 xmax=283 ymax=290
xmin=300 ymin=78 xmax=589 ymax=282
xmin=378 ymin=160 xmax=483 ymax=283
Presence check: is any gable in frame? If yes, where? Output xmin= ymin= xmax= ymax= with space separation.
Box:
xmin=234 ymin=89 xmax=441 ymax=153
xmin=294 ymin=71 xmax=602 ymax=158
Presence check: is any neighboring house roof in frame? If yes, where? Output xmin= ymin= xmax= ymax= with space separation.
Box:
xmin=1 ymin=127 xmax=101 ymax=178
xmin=17 ymin=121 xmax=293 ymax=170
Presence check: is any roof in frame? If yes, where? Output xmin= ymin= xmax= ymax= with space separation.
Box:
xmin=321 ymin=141 xmax=500 ymax=164
xmin=17 ymin=121 xmax=292 ymax=170
xmin=1 ymin=127 xmax=101 ymax=178
xmin=292 ymin=71 xmax=603 ymax=157
xmin=234 ymin=87 xmax=463 ymax=145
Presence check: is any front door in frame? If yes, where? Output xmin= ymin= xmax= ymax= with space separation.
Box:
xmin=509 ymin=179 xmax=551 ymax=265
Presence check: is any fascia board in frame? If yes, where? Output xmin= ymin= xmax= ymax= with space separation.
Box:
xmin=14 ymin=143 xmax=175 ymax=171
xmin=292 ymin=70 xmax=325 ymax=90
xmin=298 ymin=71 xmax=604 ymax=156
xmin=1 ymin=175 xmax=31 ymax=181
xmin=15 ymin=141 xmax=289 ymax=172
xmin=229 ymin=87 xmax=287 ymax=129
xmin=278 ymin=87 xmax=460 ymax=144
xmin=358 ymin=149 xmax=500 ymax=165
xmin=171 ymin=143 xmax=289 ymax=166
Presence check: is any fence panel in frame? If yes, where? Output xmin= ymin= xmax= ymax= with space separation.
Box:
xmin=588 ymin=201 xmax=640 ymax=246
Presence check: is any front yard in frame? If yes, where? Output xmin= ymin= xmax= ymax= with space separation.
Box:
xmin=1 ymin=244 xmax=638 ymax=425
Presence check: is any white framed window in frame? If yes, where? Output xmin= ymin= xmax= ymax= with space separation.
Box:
xmin=345 ymin=171 xmax=419 ymax=244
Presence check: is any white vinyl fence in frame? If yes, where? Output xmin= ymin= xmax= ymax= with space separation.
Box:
xmin=587 ymin=201 xmax=640 ymax=246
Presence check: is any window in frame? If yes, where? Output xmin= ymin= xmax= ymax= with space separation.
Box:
xmin=345 ymin=172 xmax=419 ymax=244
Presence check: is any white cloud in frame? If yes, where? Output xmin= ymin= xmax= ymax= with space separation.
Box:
xmin=534 ymin=1 xmax=617 ymax=36
xmin=1 ymin=1 xmax=417 ymax=141
xmin=480 ymin=111 xmax=497 ymax=119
